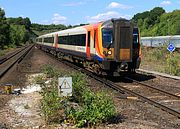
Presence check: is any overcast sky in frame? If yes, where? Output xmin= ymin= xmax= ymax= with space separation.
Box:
xmin=0 ymin=0 xmax=179 ymax=25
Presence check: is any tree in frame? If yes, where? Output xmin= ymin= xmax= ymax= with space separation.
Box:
xmin=149 ymin=7 xmax=165 ymax=25
xmin=0 ymin=8 xmax=10 ymax=49
xmin=132 ymin=11 xmax=149 ymax=22
xmin=9 ymin=25 xmax=29 ymax=46
xmin=23 ymin=17 xmax=31 ymax=30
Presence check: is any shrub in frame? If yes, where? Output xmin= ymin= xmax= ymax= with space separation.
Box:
xmin=141 ymin=45 xmax=180 ymax=76
xmin=35 ymin=65 xmax=64 ymax=123
xmin=35 ymin=66 xmax=116 ymax=127
xmin=165 ymin=53 xmax=180 ymax=76
xmin=42 ymin=65 xmax=61 ymax=78
xmin=40 ymin=80 xmax=64 ymax=123
xmin=67 ymin=73 xmax=116 ymax=127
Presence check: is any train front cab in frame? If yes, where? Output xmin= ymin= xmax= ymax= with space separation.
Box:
xmin=101 ymin=19 xmax=141 ymax=75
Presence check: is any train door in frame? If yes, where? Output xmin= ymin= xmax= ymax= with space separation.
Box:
xmin=90 ymin=30 xmax=96 ymax=56
xmin=55 ymin=34 xmax=58 ymax=48
xmin=113 ymin=19 xmax=133 ymax=62
xmin=87 ymin=30 xmax=96 ymax=59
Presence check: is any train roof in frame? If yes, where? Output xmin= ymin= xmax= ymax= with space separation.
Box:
xmin=37 ymin=18 xmax=132 ymax=38
xmin=37 ymin=23 xmax=100 ymax=38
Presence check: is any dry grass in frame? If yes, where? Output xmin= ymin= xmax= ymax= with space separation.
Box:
xmin=140 ymin=46 xmax=180 ymax=76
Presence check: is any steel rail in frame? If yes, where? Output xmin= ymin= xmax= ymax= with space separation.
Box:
xmin=0 ymin=46 xmax=28 ymax=65
xmin=125 ymin=77 xmax=180 ymax=99
xmin=0 ymin=45 xmax=34 ymax=78
xmin=59 ymin=59 xmax=180 ymax=118
xmin=42 ymin=50 xmax=180 ymax=118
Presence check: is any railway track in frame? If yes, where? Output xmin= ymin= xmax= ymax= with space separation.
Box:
xmin=0 ymin=46 xmax=28 ymax=65
xmin=121 ymin=77 xmax=180 ymax=118
xmin=43 ymin=50 xmax=180 ymax=118
xmin=0 ymin=45 xmax=34 ymax=78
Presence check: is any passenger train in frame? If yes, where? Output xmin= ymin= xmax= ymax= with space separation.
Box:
xmin=36 ymin=18 xmax=141 ymax=75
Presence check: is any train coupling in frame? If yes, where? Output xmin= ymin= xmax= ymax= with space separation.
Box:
xmin=117 ymin=62 xmax=128 ymax=72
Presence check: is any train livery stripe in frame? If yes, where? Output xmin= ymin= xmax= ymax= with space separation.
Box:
xmin=84 ymin=25 xmax=91 ymax=58
xmin=92 ymin=23 xmax=103 ymax=59
xmin=97 ymin=23 xmax=104 ymax=58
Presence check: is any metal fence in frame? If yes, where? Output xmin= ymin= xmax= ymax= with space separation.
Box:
xmin=140 ymin=35 xmax=180 ymax=48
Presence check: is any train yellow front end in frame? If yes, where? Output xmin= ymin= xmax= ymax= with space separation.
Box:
xmin=97 ymin=19 xmax=141 ymax=75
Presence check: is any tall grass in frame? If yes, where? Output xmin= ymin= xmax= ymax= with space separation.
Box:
xmin=141 ymin=45 xmax=180 ymax=76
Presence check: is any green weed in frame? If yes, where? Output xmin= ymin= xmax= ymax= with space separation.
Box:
xmin=67 ymin=72 xmax=116 ymax=127
xmin=141 ymin=45 xmax=180 ymax=76
xmin=35 ymin=65 xmax=116 ymax=127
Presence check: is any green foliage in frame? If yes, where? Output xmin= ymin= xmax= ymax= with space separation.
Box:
xmin=70 ymin=72 xmax=87 ymax=103
xmin=0 ymin=8 xmax=10 ymax=49
xmin=42 ymin=65 xmax=62 ymax=78
xmin=7 ymin=17 xmax=31 ymax=30
xmin=36 ymin=65 xmax=64 ymax=123
xmin=31 ymin=23 xmax=88 ymax=36
xmin=0 ymin=8 xmax=35 ymax=49
xmin=165 ymin=53 xmax=180 ymax=76
xmin=31 ymin=23 xmax=68 ymax=36
xmin=9 ymin=25 xmax=29 ymax=46
xmin=36 ymin=66 xmax=116 ymax=127
xmin=141 ymin=46 xmax=180 ymax=76
xmin=67 ymin=72 xmax=116 ymax=127
xmin=151 ymin=44 xmax=168 ymax=60
xmin=40 ymin=79 xmax=63 ymax=123
xmin=68 ymin=90 xmax=116 ymax=127
xmin=132 ymin=7 xmax=180 ymax=36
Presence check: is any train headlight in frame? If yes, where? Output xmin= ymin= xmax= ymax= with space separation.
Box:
xmin=107 ymin=50 xmax=112 ymax=55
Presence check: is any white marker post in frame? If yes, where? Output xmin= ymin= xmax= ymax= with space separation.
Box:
xmin=58 ymin=77 xmax=72 ymax=96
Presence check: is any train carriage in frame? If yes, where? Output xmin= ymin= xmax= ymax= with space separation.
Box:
xmin=36 ymin=18 xmax=141 ymax=76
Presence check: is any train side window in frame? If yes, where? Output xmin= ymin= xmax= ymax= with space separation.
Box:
xmin=44 ymin=37 xmax=54 ymax=43
xmin=75 ymin=35 xmax=79 ymax=46
xmin=94 ymin=30 xmax=96 ymax=48
xmin=87 ymin=31 xmax=90 ymax=47
xmin=60 ymin=36 xmax=63 ymax=44
xmin=69 ymin=35 xmax=72 ymax=45
xmin=81 ymin=34 xmax=86 ymax=46
xmin=72 ymin=35 xmax=76 ymax=45
xmin=76 ymin=35 xmax=79 ymax=46
xmin=65 ymin=36 xmax=68 ymax=44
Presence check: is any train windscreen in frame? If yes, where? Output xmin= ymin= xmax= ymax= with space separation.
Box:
xmin=133 ymin=28 xmax=139 ymax=44
xmin=102 ymin=20 xmax=113 ymax=48
xmin=102 ymin=28 xmax=113 ymax=48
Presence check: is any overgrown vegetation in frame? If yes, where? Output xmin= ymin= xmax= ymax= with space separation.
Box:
xmin=132 ymin=7 xmax=180 ymax=36
xmin=0 ymin=8 xmax=36 ymax=49
xmin=35 ymin=65 xmax=116 ymax=127
xmin=141 ymin=45 xmax=180 ymax=76
xmin=0 ymin=7 xmax=87 ymax=50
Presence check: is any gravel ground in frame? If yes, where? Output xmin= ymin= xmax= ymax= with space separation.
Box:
xmin=0 ymin=47 xmax=180 ymax=128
